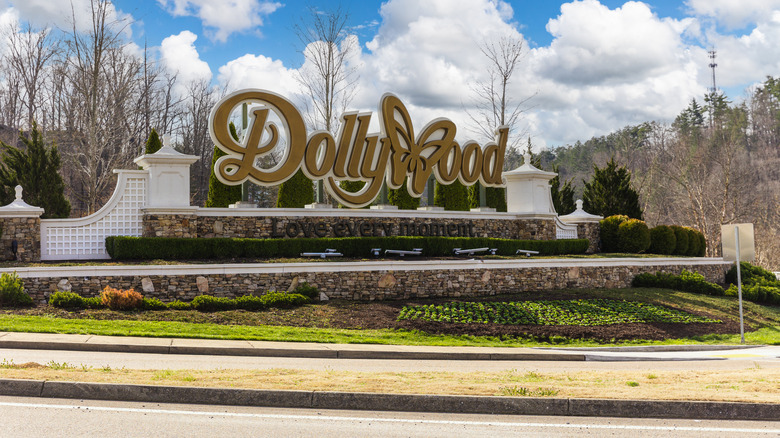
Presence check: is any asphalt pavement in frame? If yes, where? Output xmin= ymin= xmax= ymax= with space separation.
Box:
xmin=0 ymin=332 xmax=777 ymax=421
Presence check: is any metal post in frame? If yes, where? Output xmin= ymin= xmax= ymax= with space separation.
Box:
xmin=735 ymin=226 xmax=745 ymax=344
xmin=241 ymin=103 xmax=250 ymax=203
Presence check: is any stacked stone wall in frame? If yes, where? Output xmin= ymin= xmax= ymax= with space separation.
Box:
xmin=21 ymin=261 xmax=728 ymax=304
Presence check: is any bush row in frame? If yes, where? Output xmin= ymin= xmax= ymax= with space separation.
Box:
xmin=631 ymin=270 xmax=724 ymax=296
xmin=724 ymin=262 xmax=780 ymax=305
xmin=49 ymin=283 xmax=319 ymax=311
xmin=105 ymin=236 xmax=590 ymax=260
xmin=600 ymin=215 xmax=706 ymax=256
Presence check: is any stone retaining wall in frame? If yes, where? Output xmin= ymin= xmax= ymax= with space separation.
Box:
xmin=16 ymin=259 xmax=729 ymax=304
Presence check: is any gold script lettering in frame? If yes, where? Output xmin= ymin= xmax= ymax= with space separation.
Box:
xmin=208 ymin=89 xmax=507 ymax=208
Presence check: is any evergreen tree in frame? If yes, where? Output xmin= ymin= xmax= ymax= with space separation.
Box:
xmin=550 ymin=164 xmax=575 ymax=215
xmin=434 ymin=180 xmax=469 ymax=211
xmin=204 ymin=123 xmax=242 ymax=208
xmin=582 ymin=157 xmax=643 ymax=219
xmin=0 ymin=122 xmax=70 ymax=218
xmin=467 ymin=184 xmax=507 ymax=212
xmin=388 ymin=178 xmax=420 ymax=210
xmin=144 ymin=128 xmax=163 ymax=154
xmin=276 ymin=169 xmax=314 ymax=208
xmin=337 ymin=180 xmax=369 ymax=208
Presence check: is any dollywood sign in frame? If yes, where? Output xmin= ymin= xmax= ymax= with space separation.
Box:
xmin=208 ymin=89 xmax=507 ymax=208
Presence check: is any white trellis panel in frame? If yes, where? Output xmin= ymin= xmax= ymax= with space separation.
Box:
xmin=40 ymin=170 xmax=148 ymax=260
xmin=555 ymin=216 xmax=578 ymax=240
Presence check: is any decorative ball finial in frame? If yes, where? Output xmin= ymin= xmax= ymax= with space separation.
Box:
xmin=14 ymin=185 xmax=23 ymax=201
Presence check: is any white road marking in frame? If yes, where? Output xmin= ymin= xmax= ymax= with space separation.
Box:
xmin=0 ymin=401 xmax=777 ymax=433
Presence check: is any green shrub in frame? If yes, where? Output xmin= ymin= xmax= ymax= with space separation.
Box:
xmin=84 ymin=296 xmax=104 ymax=309
xmin=670 ymin=226 xmax=689 ymax=256
xmin=599 ymin=215 xmax=629 ymax=252
xmin=234 ymin=294 xmax=265 ymax=311
xmin=292 ymin=282 xmax=319 ymax=301
xmin=141 ymin=297 xmax=167 ymax=311
xmin=191 ymin=295 xmax=237 ymax=312
xmin=617 ymin=219 xmax=650 ymax=253
xmin=684 ymin=227 xmax=700 ymax=257
xmin=106 ymin=236 xmax=590 ymax=260
xmin=261 ymin=292 xmax=309 ymax=309
xmin=726 ymin=262 xmax=778 ymax=286
xmin=167 ymin=300 xmax=191 ymax=310
xmin=0 ymin=272 xmax=33 ymax=307
xmin=468 ymin=184 xmax=507 ymax=212
xmin=648 ymin=225 xmax=676 ymax=255
xmin=725 ymin=283 xmax=780 ymax=305
xmin=49 ymin=290 xmax=86 ymax=309
xmin=632 ymin=270 xmax=724 ymax=296
xmin=696 ymin=231 xmax=706 ymax=257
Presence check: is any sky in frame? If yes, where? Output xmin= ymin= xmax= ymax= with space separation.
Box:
xmin=2 ymin=0 xmax=780 ymax=150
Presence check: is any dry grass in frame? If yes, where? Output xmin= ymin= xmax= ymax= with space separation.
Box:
xmin=0 ymin=363 xmax=778 ymax=403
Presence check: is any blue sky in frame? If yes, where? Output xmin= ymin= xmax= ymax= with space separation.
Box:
xmin=3 ymin=0 xmax=780 ymax=148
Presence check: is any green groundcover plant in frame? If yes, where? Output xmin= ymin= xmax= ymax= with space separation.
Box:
xmin=397 ymin=298 xmax=719 ymax=326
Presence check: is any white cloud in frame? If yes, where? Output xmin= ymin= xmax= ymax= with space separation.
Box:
xmin=5 ymin=0 xmax=131 ymax=35
xmin=158 ymin=0 xmax=281 ymax=43
xmin=160 ymin=30 xmax=212 ymax=86
xmin=686 ymin=0 xmax=780 ymax=29
xmin=217 ymin=53 xmax=297 ymax=97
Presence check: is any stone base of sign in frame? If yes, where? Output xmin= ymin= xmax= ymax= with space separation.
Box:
xmin=189 ymin=214 xmax=557 ymax=240
xmin=16 ymin=258 xmax=729 ymax=304
xmin=576 ymin=223 xmax=601 ymax=254
xmin=0 ymin=217 xmax=40 ymax=262
xmin=143 ymin=214 xmax=198 ymax=238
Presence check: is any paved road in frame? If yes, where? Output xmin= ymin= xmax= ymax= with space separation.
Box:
xmin=0 ymin=346 xmax=778 ymax=373
xmin=0 ymin=396 xmax=777 ymax=438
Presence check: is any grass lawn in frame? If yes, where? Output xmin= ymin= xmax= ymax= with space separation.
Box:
xmin=0 ymin=287 xmax=778 ymax=347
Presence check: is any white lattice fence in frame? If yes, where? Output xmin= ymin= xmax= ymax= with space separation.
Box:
xmin=555 ymin=217 xmax=578 ymax=239
xmin=40 ymin=171 xmax=148 ymax=260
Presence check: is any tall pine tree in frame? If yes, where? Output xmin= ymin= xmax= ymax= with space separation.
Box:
xmin=204 ymin=123 xmax=242 ymax=208
xmin=582 ymin=157 xmax=643 ymax=219
xmin=144 ymin=128 xmax=163 ymax=154
xmin=550 ymin=164 xmax=575 ymax=215
xmin=0 ymin=122 xmax=70 ymax=218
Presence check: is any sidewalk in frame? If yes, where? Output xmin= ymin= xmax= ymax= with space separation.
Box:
xmin=0 ymin=331 xmax=776 ymax=362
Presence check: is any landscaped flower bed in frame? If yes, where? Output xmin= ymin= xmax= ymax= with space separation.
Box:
xmin=397 ymin=299 xmax=720 ymax=326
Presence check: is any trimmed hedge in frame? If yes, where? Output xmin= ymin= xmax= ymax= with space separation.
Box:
xmin=648 ymin=225 xmax=676 ymax=255
xmin=106 ymin=236 xmax=590 ymax=260
xmin=617 ymin=219 xmax=650 ymax=253
xmin=725 ymin=261 xmax=778 ymax=286
xmin=599 ymin=215 xmax=628 ymax=252
xmin=631 ymin=270 xmax=724 ymax=296
xmin=670 ymin=225 xmax=689 ymax=256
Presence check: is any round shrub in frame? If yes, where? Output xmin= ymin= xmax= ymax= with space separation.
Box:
xmin=141 ymin=297 xmax=167 ymax=311
xmin=167 ymin=300 xmax=191 ymax=310
xmin=670 ymin=225 xmax=689 ymax=256
xmin=617 ymin=219 xmax=651 ymax=253
xmin=100 ymin=286 xmax=143 ymax=310
xmin=684 ymin=227 xmax=700 ymax=256
xmin=191 ymin=295 xmax=236 ymax=312
xmin=49 ymin=290 xmax=86 ymax=309
xmin=292 ymin=282 xmax=319 ymax=301
xmin=648 ymin=225 xmax=676 ymax=255
xmin=696 ymin=230 xmax=707 ymax=257
xmin=599 ymin=215 xmax=629 ymax=253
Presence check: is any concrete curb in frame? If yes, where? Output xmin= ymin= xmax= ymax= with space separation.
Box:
xmin=0 ymin=378 xmax=777 ymax=421
xmin=0 ymin=339 xmax=587 ymax=361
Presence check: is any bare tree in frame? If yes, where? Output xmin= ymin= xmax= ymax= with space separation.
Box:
xmin=0 ymin=22 xmax=60 ymax=131
xmin=467 ymin=35 xmax=533 ymax=157
xmin=294 ymin=5 xmax=358 ymax=132
xmin=178 ymin=79 xmax=218 ymax=204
